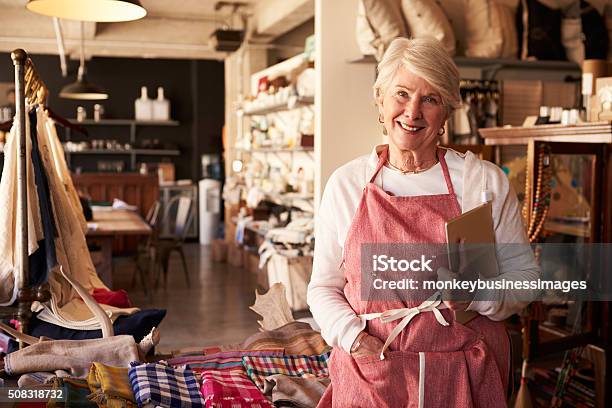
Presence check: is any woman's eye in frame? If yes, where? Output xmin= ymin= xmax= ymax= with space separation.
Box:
xmin=423 ymin=96 xmax=440 ymax=105
xmin=397 ymin=91 xmax=409 ymax=98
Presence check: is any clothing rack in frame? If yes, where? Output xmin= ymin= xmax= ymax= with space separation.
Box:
xmin=10 ymin=49 xmax=50 ymax=342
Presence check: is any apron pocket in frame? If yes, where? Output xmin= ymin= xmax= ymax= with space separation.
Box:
xmin=330 ymin=350 xmax=418 ymax=408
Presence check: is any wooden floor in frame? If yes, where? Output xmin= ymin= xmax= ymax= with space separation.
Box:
xmin=113 ymin=243 xmax=262 ymax=354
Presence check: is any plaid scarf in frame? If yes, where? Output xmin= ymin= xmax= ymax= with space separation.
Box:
xmin=200 ymin=370 xmax=274 ymax=408
xmin=242 ymin=352 xmax=331 ymax=392
xmin=128 ymin=363 xmax=204 ymax=408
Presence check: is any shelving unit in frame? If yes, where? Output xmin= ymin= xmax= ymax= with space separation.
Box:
xmin=481 ymin=124 xmax=612 ymax=407
xmin=235 ymin=146 xmax=313 ymax=153
xmin=63 ymin=118 xmax=181 ymax=172
xmin=242 ymin=96 xmax=315 ymax=116
xmin=349 ymin=55 xmax=581 ymax=79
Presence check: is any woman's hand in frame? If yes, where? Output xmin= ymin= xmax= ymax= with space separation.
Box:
xmin=437 ymin=266 xmax=473 ymax=311
xmin=350 ymin=333 xmax=385 ymax=359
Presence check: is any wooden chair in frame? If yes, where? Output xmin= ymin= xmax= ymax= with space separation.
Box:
xmin=132 ymin=201 xmax=161 ymax=295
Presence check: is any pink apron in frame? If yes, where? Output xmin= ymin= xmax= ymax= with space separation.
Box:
xmin=318 ymin=147 xmax=509 ymax=408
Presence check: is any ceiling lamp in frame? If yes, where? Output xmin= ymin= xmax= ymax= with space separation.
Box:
xmin=60 ymin=22 xmax=108 ymax=100
xmin=26 ymin=0 xmax=146 ymax=22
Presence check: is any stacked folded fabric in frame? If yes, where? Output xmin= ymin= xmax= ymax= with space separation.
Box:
xmin=242 ymin=352 xmax=330 ymax=392
xmin=5 ymin=320 xmax=332 ymax=407
xmin=88 ymin=362 xmax=137 ymax=408
xmin=128 ymin=363 xmax=205 ymax=408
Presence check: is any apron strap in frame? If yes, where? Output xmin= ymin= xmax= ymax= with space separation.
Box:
xmin=369 ymin=146 xmax=390 ymax=184
xmin=437 ymin=148 xmax=455 ymax=196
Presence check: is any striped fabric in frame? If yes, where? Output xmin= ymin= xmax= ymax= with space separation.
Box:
xmin=87 ymin=362 xmax=137 ymax=407
xmin=200 ymin=370 xmax=274 ymax=408
xmin=128 ymin=363 xmax=204 ymax=408
xmin=242 ymin=352 xmax=331 ymax=392
xmin=242 ymin=322 xmax=330 ymax=356
xmin=167 ymin=350 xmax=284 ymax=381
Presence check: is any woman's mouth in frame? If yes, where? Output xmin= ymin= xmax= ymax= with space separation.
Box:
xmin=397 ymin=121 xmax=425 ymax=132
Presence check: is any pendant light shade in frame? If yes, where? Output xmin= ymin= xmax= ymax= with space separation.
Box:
xmin=60 ymin=21 xmax=108 ymax=100
xmin=60 ymin=76 xmax=108 ymax=100
xmin=26 ymin=0 xmax=146 ymax=22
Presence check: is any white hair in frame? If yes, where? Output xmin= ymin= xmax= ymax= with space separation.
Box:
xmin=373 ymin=37 xmax=461 ymax=115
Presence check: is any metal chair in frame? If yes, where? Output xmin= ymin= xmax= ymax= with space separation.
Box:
xmin=153 ymin=195 xmax=194 ymax=289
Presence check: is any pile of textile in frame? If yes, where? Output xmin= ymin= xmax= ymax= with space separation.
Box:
xmin=1 ymin=283 xmax=332 ymax=407
xmin=1 ymin=321 xmax=331 ymax=408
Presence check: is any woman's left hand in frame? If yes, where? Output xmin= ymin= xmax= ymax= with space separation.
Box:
xmin=436 ymin=266 xmax=473 ymax=311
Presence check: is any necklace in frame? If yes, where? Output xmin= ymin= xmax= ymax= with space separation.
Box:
xmin=386 ymin=158 xmax=439 ymax=174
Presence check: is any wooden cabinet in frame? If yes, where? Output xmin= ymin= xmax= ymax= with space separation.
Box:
xmin=481 ymin=122 xmax=612 ymax=407
xmin=73 ymin=173 xmax=158 ymax=253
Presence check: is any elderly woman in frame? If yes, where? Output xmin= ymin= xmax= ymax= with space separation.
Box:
xmin=308 ymin=38 xmax=540 ymax=407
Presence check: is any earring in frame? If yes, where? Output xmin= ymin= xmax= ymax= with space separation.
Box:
xmin=378 ymin=114 xmax=388 ymax=135
xmin=438 ymin=127 xmax=445 ymax=136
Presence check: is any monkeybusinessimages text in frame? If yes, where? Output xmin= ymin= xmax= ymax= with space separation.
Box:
xmin=370 ymin=255 xmax=587 ymax=294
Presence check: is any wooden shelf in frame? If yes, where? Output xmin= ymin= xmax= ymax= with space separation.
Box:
xmin=235 ymin=146 xmax=314 ymax=153
xmin=67 ymin=149 xmax=131 ymax=155
xmin=67 ymin=149 xmax=180 ymax=156
xmin=242 ymin=96 xmax=314 ymax=116
xmin=349 ymin=55 xmax=580 ymax=72
xmin=133 ymin=149 xmax=180 ymax=156
xmin=480 ymin=122 xmax=612 ymax=145
xmin=544 ymin=220 xmax=591 ymax=238
xmin=68 ymin=119 xmax=179 ymax=126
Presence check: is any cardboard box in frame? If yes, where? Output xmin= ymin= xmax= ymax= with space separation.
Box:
xmin=245 ymin=251 xmax=260 ymax=275
xmin=590 ymin=77 xmax=612 ymax=122
xmin=157 ymin=162 xmax=175 ymax=183
xmin=267 ymin=254 xmax=313 ymax=311
xmin=257 ymin=263 xmax=269 ymax=290
xmin=211 ymin=239 xmax=228 ymax=263
xmin=227 ymin=243 xmax=243 ymax=267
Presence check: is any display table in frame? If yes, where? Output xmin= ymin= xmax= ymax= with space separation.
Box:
xmin=87 ymin=208 xmax=151 ymax=288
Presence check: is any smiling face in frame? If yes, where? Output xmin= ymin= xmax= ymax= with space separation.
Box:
xmin=377 ymin=65 xmax=447 ymax=157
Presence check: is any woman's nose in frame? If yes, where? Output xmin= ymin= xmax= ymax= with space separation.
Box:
xmin=404 ymin=98 xmax=422 ymax=120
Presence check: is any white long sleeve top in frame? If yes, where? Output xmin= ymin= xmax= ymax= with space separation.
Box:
xmin=307 ymin=145 xmax=540 ymax=353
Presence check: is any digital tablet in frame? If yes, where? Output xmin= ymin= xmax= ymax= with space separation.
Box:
xmin=445 ymin=202 xmax=498 ymax=278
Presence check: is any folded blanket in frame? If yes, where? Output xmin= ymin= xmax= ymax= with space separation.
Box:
xmin=242 ymin=352 xmax=330 ymax=392
xmin=167 ymin=350 xmax=284 ymax=384
xmin=4 ymin=335 xmax=140 ymax=377
xmin=128 ymin=363 xmax=204 ymax=408
xmin=87 ymin=362 xmax=137 ymax=408
xmin=265 ymin=375 xmax=329 ymax=408
xmin=200 ymin=370 xmax=273 ymax=408
xmin=241 ymin=321 xmax=330 ymax=356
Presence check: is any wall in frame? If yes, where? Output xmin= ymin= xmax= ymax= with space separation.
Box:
xmin=315 ymin=0 xmax=382 ymax=206
xmin=0 ymin=53 xmax=225 ymax=181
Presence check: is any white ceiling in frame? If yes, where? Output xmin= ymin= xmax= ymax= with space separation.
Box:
xmin=0 ymin=0 xmax=314 ymax=60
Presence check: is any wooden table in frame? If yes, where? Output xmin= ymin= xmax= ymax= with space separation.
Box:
xmin=87 ymin=208 xmax=151 ymax=288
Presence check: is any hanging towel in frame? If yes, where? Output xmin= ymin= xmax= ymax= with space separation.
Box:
xmin=28 ymin=109 xmax=57 ymax=287
xmin=29 ymin=107 xmax=139 ymax=329
xmin=43 ymin=112 xmax=87 ymax=232
xmin=0 ymin=112 xmax=44 ymax=306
